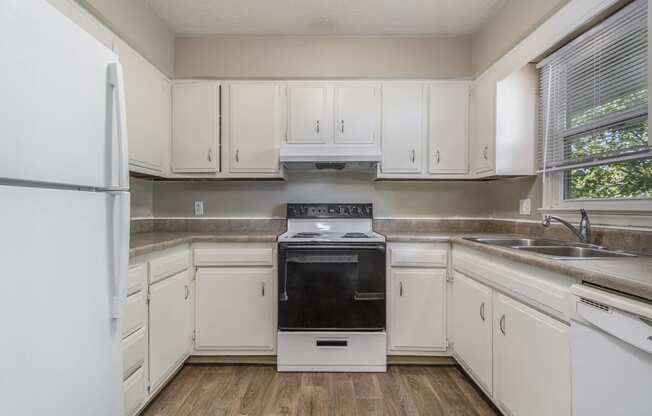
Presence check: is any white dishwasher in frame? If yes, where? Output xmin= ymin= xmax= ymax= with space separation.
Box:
xmin=570 ymin=284 xmax=652 ymax=416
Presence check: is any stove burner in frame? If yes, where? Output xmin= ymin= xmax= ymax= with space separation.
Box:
xmin=342 ymin=233 xmax=370 ymax=239
xmin=292 ymin=232 xmax=322 ymax=238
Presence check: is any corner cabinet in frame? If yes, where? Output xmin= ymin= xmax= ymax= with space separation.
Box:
xmin=221 ymin=83 xmax=283 ymax=176
xmin=387 ymin=243 xmax=448 ymax=355
xmin=171 ymin=81 xmax=220 ymax=173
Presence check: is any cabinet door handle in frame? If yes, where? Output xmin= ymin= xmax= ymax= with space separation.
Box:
xmin=235 ymin=149 xmax=240 ymax=163
xmin=436 ymin=150 xmax=440 ymax=164
xmin=261 ymin=282 xmax=265 ymax=297
xmin=399 ymin=281 xmax=404 ymax=297
xmin=184 ymin=285 xmax=189 ymax=300
xmin=499 ymin=314 xmax=506 ymax=335
xmin=410 ymin=149 xmax=416 ymax=163
xmin=480 ymin=302 xmax=485 ymax=322
xmin=340 ymin=119 xmax=344 ymax=134
xmin=315 ymin=120 xmax=320 ymax=133
xmin=207 ymin=148 xmax=213 ymax=162
xmin=482 ymin=146 xmax=488 ymax=161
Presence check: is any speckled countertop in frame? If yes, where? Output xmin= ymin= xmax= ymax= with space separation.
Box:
xmin=130 ymin=231 xmax=282 ymax=258
xmin=383 ymin=231 xmax=652 ymax=301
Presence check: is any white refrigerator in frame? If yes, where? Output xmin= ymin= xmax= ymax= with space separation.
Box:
xmin=0 ymin=0 xmax=129 ymax=415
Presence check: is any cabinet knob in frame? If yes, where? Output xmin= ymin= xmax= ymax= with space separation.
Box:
xmin=480 ymin=302 xmax=485 ymax=322
xmin=482 ymin=146 xmax=488 ymax=161
xmin=207 ymin=148 xmax=213 ymax=162
xmin=235 ymin=149 xmax=240 ymax=163
xmin=499 ymin=314 xmax=506 ymax=335
xmin=315 ymin=120 xmax=320 ymax=134
xmin=184 ymin=285 xmax=189 ymax=300
xmin=410 ymin=149 xmax=416 ymax=163
xmin=261 ymin=282 xmax=265 ymax=297
xmin=399 ymin=281 xmax=404 ymax=297
xmin=436 ymin=150 xmax=440 ymax=164
xmin=340 ymin=119 xmax=344 ymax=134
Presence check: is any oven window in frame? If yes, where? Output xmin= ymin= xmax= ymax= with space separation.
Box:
xmin=278 ymin=246 xmax=386 ymax=331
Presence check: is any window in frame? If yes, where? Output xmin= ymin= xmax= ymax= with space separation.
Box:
xmin=538 ymin=0 xmax=651 ymax=220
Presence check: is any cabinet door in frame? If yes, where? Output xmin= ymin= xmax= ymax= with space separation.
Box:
xmin=429 ymin=83 xmax=469 ymax=174
xmin=389 ymin=268 xmax=446 ymax=352
xmin=470 ymin=71 xmax=495 ymax=175
xmin=149 ymin=270 xmax=192 ymax=390
xmin=287 ymin=85 xmax=329 ymax=144
xmin=226 ymin=84 xmax=281 ymax=173
xmin=172 ymin=82 xmax=219 ymax=173
xmin=493 ymin=293 xmax=571 ymax=416
xmin=334 ymin=85 xmax=380 ymax=144
xmin=451 ymin=272 xmax=493 ymax=393
xmin=117 ymin=39 xmax=164 ymax=173
xmin=195 ymin=268 xmax=275 ymax=352
xmin=381 ymin=84 xmax=425 ymax=173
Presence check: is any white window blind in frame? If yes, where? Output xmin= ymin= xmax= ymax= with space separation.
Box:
xmin=538 ymin=0 xmax=650 ymax=173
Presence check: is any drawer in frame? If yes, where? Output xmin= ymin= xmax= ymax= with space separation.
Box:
xmin=122 ymin=326 xmax=146 ymax=381
xmin=194 ymin=247 xmax=274 ymax=267
xmin=122 ymin=291 xmax=146 ymax=339
xmin=390 ymin=248 xmax=448 ymax=268
xmin=123 ymin=366 xmax=146 ymax=416
xmin=277 ymin=332 xmax=386 ymax=371
xmin=149 ymin=250 xmax=189 ymax=284
xmin=127 ymin=263 xmax=147 ymax=296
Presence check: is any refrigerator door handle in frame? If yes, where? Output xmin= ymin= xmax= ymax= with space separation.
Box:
xmin=108 ymin=63 xmax=129 ymax=191
xmin=110 ymin=191 xmax=130 ymax=319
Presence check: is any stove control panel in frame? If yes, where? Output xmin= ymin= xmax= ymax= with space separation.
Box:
xmin=287 ymin=203 xmax=373 ymax=219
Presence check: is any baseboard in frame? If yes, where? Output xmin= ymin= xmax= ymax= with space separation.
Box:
xmin=388 ymin=355 xmax=456 ymax=365
xmin=187 ymin=355 xmax=456 ymax=366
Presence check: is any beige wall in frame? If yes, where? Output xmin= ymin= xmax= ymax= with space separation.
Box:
xmin=174 ymin=35 xmax=472 ymax=79
xmin=131 ymin=177 xmax=154 ymax=218
xmin=471 ymin=0 xmax=569 ymax=76
xmin=488 ymin=176 xmax=543 ymax=221
xmin=152 ymin=172 xmax=493 ymax=218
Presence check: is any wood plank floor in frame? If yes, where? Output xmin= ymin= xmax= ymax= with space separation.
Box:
xmin=143 ymin=365 xmax=498 ymax=416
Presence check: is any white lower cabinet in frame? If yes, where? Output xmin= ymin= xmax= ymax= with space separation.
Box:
xmin=123 ymin=367 xmax=146 ymax=416
xmin=451 ymin=271 xmax=493 ymax=394
xmin=148 ymin=269 xmax=193 ymax=391
xmin=195 ymin=267 xmax=275 ymax=352
xmin=493 ymin=292 xmax=571 ymax=416
xmin=389 ymin=268 xmax=447 ymax=353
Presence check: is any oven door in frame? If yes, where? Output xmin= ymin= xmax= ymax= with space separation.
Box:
xmin=278 ymin=242 xmax=386 ymax=331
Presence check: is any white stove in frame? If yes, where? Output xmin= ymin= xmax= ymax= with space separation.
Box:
xmin=278 ymin=218 xmax=385 ymax=243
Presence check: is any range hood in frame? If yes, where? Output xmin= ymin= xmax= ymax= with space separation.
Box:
xmin=280 ymin=145 xmax=381 ymax=171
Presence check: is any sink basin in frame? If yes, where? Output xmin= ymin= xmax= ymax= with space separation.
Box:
xmin=514 ymin=246 xmax=636 ymax=259
xmin=463 ymin=237 xmax=567 ymax=247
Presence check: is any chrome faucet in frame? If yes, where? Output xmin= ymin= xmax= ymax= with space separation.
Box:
xmin=542 ymin=209 xmax=592 ymax=244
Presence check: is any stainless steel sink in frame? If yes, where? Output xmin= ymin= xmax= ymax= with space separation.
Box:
xmin=514 ymin=246 xmax=636 ymax=259
xmin=462 ymin=236 xmax=637 ymax=259
xmin=464 ymin=237 xmax=567 ymax=247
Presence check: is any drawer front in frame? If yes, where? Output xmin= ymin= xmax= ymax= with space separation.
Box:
xmin=149 ymin=250 xmax=189 ymax=284
xmin=123 ymin=366 xmax=146 ymax=416
xmin=122 ymin=291 xmax=146 ymax=339
xmin=277 ymin=332 xmax=386 ymax=369
xmin=194 ymin=247 xmax=274 ymax=267
xmin=121 ymin=326 xmax=146 ymax=381
xmin=391 ymin=248 xmax=447 ymax=268
xmin=127 ymin=263 xmax=147 ymax=296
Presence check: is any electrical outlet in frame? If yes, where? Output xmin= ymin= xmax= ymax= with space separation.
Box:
xmin=194 ymin=201 xmax=204 ymax=216
xmin=519 ymin=198 xmax=531 ymax=215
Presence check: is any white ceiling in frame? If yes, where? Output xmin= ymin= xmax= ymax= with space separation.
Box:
xmin=146 ymin=0 xmax=506 ymax=36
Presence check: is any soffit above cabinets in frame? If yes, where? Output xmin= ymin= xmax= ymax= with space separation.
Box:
xmin=145 ymin=0 xmax=505 ymax=36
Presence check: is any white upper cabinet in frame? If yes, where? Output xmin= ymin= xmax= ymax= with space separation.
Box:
xmin=287 ymin=85 xmax=330 ymax=144
xmin=381 ymin=84 xmax=426 ymax=174
xmin=493 ymin=292 xmax=571 ymax=416
xmin=334 ymin=85 xmax=380 ymax=144
xmin=223 ymin=84 xmax=283 ymax=174
xmin=115 ymin=39 xmax=168 ymax=175
xmin=451 ymin=271 xmax=493 ymax=394
xmin=470 ymin=70 xmax=496 ymax=175
xmin=171 ymin=81 xmax=219 ymax=173
xmin=429 ymin=83 xmax=469 ymax=174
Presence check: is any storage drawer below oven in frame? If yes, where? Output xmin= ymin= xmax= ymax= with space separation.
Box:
xmin=277 ymin=331 xmax=386 ymax=372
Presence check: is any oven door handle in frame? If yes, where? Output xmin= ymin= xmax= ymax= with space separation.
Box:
xmin=354 ymin=291 xmax=385 ymax=301
xmin=281 ymin=244 xmax=386 ymax=251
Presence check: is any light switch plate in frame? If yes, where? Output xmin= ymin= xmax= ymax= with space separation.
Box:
xmin=194 ymin=201 xmax=204 ymax=216
xmin=519 ymin=198 xmax=531 ymax=215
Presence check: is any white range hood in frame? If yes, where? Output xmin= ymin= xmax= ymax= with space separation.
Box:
xmin=279 ymin=145 xmax=381 ymax=171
